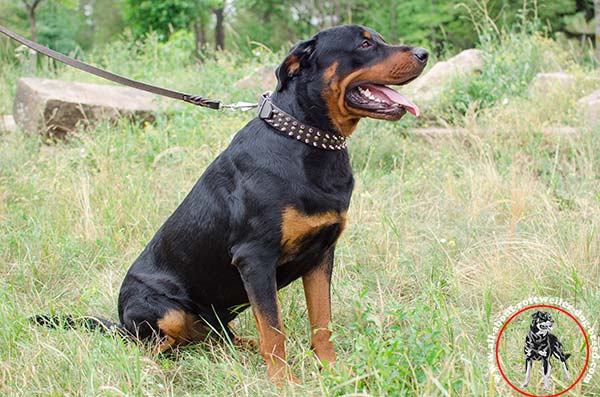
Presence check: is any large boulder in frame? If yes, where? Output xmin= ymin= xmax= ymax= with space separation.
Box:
xmin=408 ymin=49 xmax=484 ymax=102
xmin=577 ymin=90 xmax=600 ymax=126
xmin=0 ymin=115 xmax=16 ymax=133
xmin=13 ymin=78 xmax=167 ymax=137
xmin=530 ymin=72 xmax=576 ymax=95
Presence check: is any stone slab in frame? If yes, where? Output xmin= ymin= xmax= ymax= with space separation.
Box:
xmin=13 ymin=77 xmax=169 ymax=137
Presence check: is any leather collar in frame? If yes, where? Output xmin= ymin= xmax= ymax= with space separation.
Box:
xmin=257 ymin=93 xmax=348 ymax=151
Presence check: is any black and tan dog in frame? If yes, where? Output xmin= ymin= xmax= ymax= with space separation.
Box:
xmin=35 ymin=25 xmax=427 ymax=382
xmin=522 ymin=311 xmax=572 ymax=390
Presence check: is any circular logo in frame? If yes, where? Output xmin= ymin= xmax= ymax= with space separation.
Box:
xmin=488 ymin=299 xmax=598 ymax=397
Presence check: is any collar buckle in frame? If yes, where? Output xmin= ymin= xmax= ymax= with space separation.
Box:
xmin=257 ymin=91 xmax=274 ymax=119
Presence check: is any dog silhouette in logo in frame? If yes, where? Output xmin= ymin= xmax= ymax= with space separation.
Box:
xmin=521 ymin=311 xmax=572 ymax=390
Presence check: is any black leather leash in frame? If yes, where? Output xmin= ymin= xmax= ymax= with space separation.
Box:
xmin=0 ymin=24 xmax=258 ymax=111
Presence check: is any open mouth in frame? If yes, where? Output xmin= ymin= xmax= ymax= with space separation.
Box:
xmin=345 ymin=82 xmax=419 ymax=119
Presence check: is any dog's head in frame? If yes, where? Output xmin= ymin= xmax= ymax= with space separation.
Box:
xmin=274 ymin=24 xmax=427 ymax=137
xmin=530 ymin=311 xmax=554 ymax=335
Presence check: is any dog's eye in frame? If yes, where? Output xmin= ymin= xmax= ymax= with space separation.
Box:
xmin=359 ymin=40 xmax=373 ymax=49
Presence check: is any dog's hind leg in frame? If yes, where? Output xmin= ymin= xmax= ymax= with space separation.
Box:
xmin=542 ymin=359 xmax=552 ymax=390
xmin=521 ymin=359 xmax=532 ymax=388
xmin=560 ymin=360 xmax=572 ymax=381
xmin=552 ymin=338 xmax=572 ymax=381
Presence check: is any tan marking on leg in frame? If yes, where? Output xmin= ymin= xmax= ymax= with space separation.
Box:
xmin=157 ymin=309 xmax=209 ymax=349
xmin=303 ymin=261 xmax=336 ymax=363
xmin=281 ymin=206 xmax=346 ymax=253
xmin=252 ymin=305 xmax=298 ymax=384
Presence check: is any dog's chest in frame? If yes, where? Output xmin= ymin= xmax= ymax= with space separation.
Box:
xmin=279 ymin=206 xmax=347 ymax=264
xmin=527 ymin=332 xmax=551 ymax=360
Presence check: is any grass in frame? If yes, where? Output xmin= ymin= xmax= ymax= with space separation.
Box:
xmin=1 ymin=28 xmax=600 ymax=396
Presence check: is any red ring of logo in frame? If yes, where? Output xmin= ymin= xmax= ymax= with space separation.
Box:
xmin=495 ymin=304 xmax=590 ymax=397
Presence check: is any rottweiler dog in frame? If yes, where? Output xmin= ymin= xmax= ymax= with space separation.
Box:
xmin=522 ymin=311 xmax=572 ymax=390
xmin=35 ymin=25 xmax=427 ymax=382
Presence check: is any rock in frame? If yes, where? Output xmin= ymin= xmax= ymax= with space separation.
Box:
xmin=530 ymin=72 xmax=576 ymax=95
xmin=408 ymin=49 xmax=484 ymax=102
xmin=412 ymin=127 xmax=467 ymax=139
xmin=0 ymin=115 xmax=16 ymax=132
xmin=410 ymin=126 xmax=581 ymax=140
xmin=12 ymin=77 xmax=168 ymax=137
xmin=234 ymin=65 xmax=277 ymax=93
xmin=577 ymin=90 xmax=600 ymax=126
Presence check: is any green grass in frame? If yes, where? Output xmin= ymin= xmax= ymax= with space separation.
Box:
xmin=1 ymin=30 xmax=600 ymax=396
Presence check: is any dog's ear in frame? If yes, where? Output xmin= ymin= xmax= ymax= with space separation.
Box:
xmin=275 ymin=38 xmax=317 ymax=92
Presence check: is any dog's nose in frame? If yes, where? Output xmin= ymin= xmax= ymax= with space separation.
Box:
xmin=412 ymin=48 xmax=429 ymax=63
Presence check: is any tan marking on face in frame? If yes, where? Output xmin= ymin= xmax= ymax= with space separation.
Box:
xmin=323 ymin=61 xmax=339 ymax=82
xmin=321 ymin=62 xmax=360 ymax=137
xmin=285 ymin=55 xmax=300 ymax=74
xmin=362 ymin=31 xmax=372 ymax=40
xmin=322 ymin=50 xmax=422 ymax=136
xmin=281 ymin=206 xmax=347 ymax=253
xmin=157 ymin=309 xmax=209 ymax=348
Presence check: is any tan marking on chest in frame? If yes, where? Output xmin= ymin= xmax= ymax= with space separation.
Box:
xmin=281 ymin=206 xmax=347 ymax=252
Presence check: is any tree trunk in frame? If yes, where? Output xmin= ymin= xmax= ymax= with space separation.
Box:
xmin=332 ymin=0 xmax=342 ymax=25
xmin=214 ymin=7 xmax=225 ymax=51
xmin=22 ymin=0 xmax=42 ymax=69
xmin=194 ymin=21 xmax=205 ymax=51
xmin=22 ymin=0 xmax=43 ymax=41
xmin=26 ymin=8 xmax=37 ymax=41
xmin=390 ymin=0 xmax=397 ymax=43
xmin=595 ymin=0 xmax=600 ymax=64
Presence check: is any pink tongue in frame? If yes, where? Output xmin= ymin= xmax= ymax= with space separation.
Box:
xmin=363 ymin=84 xmax=420 ymax=117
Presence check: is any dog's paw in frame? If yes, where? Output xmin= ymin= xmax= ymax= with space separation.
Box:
xmin=543 ymin=383 xmax=551 ymax=390
xmin=232 ymin=336 xmax=259 ymax=351
xmin=520 ymin=382 xmax=529 ymax=388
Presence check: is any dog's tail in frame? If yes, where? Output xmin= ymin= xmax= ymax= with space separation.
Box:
xmin=31 ymin=315 xmax=133 ymax=339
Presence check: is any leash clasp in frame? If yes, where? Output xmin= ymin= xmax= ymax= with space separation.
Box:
xmin=220 ymin=101 xmax=258 ymax=112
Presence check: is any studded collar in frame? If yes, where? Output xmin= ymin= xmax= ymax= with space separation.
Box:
xmin=257 ymin=92 xmax=348 ymax=151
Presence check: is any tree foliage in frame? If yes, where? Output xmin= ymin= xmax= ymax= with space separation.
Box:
xmin=3 ymin=0 xmax=598 ymax=57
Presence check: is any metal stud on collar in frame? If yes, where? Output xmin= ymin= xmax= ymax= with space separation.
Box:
xmin=257 ymin=92 xmax=347 ymax=151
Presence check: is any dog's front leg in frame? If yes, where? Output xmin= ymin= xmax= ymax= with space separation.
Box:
xmin=302 ymin=250 xmax=336 ymax=364
xmin=234 ymin=251 xmax=297 ymax=383
xmin=542 ymin=359 xmax=552 ymax=390
xmin=521 ymin=359 xmax=532 ymax=388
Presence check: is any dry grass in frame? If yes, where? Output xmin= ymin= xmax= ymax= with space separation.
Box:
xmin=1 ymin=31 xmax=599 ymax=396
